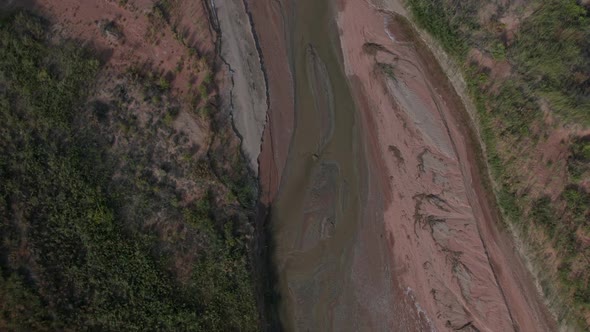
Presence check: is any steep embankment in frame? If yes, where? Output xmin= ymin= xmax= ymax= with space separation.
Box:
xmin=210 ymin=0 xmax=268 ymax=173
xmin=401 ymin=0 xmax=590 ymax=329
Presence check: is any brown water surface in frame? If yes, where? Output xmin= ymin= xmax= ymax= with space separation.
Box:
xmin=270 ymin=0 xmax=369 ymax=329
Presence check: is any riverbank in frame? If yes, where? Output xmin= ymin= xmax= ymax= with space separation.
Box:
xmin=402 ymin=0 xmax=590 ymax=329
xmin=336 ymin=0 xmax=557 ymax=330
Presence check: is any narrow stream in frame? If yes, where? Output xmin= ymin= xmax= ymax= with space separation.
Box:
xmin=270 ymin=0 xmax=368 ymax=329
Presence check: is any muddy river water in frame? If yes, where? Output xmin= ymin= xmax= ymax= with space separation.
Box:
xmin=270 ymin=0 xmax=372 ymax=330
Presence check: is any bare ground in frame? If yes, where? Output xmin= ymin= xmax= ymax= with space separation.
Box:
xmin=336 ymin=0 xmax=557 ymax=330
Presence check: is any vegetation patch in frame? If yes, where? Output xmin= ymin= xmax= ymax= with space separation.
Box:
xmin=0 ymin=11 xmax=258 ymax=331
xmin=568 ymin=136 xmax=590 ymax=182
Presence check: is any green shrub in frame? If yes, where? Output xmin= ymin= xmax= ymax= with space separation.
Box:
xmin=568 ymin=138 xmax=590 ymax=181
xmin=563 ymin=185 xmax=589 ymax=222
xmin=0 ymin=11 xmax=258 ymax=331
xmin=531 ymin=196 xmax=557 ymax=235
xmin=512 ymin=0 xmax=590 ymax=124
xmin=406 ymin=0 xmax=468 ymax=57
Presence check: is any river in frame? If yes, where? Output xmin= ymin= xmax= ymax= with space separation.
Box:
xmin=270 ymin=0 xmax=371 ymax=329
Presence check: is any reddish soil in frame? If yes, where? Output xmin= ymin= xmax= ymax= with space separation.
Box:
xmin=23 ymin=0 xmax=563 ymax=329
xmin=249 ymin=0 xmax=295 ymax=205
xmin=336 ymin=0 xmax=557 ymax=330
xmin=514 ymin=119 xmax=590 ymax=200
xmin=17 ymin=0 xmax=221 ymax=181
xmin=351 ymin=75 xmax=436 ymax=330
xmin=28 ymin=0 xmax=215 ymax=100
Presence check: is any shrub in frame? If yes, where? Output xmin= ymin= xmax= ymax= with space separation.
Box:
xmin=0 ymin=11 xmax=258 ymax=331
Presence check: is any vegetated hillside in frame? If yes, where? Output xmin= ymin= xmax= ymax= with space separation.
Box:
xmin=0 ymin=11 xmax=258 ymax=331
xmin=406 ymin=0 xmax=590 ymax=328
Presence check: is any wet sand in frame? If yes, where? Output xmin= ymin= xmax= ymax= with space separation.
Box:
xmin=269 ymin=0 xmax=367 ymax=328
xmin=249 ymin=0 xmax=295 ymax=205
xmin=336 ymin=0 xmax=556 ymax=330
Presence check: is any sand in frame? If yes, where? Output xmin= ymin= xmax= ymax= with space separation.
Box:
xmin=247 ymin=0 xmax=295 ymax=204
xmin=334 ymin=0 xmax=557 ymax=330
xmin=212 ymin=0 xmax=268 ymax=173
xmin=248 ymin=0 xmax=557 ymax=329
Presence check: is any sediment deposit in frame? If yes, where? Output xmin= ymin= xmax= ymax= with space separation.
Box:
xmin=247 ymin=0 xmax=295 ymax=205
xmin=251 ymin=0 xmax=557 ymax=330
xmin=212 ymin=0 xmax=268 ymax=172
